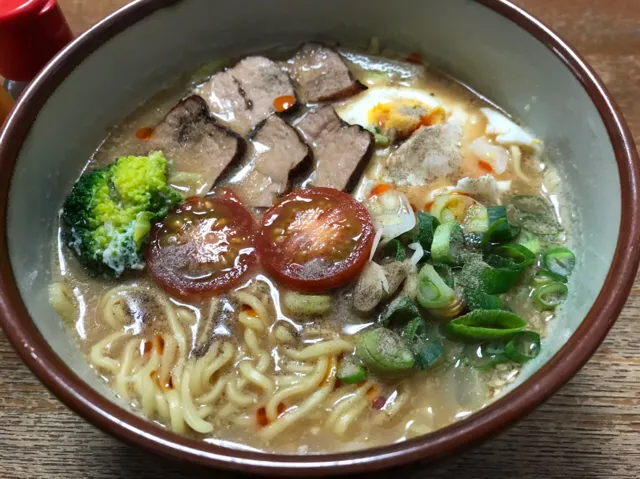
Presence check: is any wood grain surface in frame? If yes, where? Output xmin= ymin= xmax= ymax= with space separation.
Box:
xmin=2 ymin=1 xmax=640 ymax=478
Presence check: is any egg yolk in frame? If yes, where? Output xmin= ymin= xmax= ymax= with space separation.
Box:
xmin=368 ymin=102 xmax=445 ymax=138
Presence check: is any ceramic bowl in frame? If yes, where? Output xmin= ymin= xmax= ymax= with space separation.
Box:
xmin=0 ymin=0 xmax=638 ymax=475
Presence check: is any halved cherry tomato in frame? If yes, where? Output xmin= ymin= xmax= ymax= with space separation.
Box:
xmin=146 ymin=194 xmax=256 ymax=296
xmin=257 ymin=187 xmax=375 ymax=292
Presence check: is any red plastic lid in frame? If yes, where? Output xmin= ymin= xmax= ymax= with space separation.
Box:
xmin=0 ymin=0 xmax=73 ymax=81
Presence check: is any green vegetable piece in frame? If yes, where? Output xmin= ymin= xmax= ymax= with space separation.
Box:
xmin=133 ymin=211 xmax=154 ymax=247
xmin=442 ymin=310 xmax=527 ymax=342
xmin=431 ymin=222 xmax=465 ymax=265
xmin=533 ymin=269 xmax=568 ymax=285
xmin=432 ymin=263 xmax=455 ymax=289
xmin=459 ymin=255 xmax=523 ymax=295
xmin=370 ymin=125 xmax=391 ymax=147
xmin=464 ymin=343 xmax=509 ymax=369
xmin=533 ymin=282 xmax=568 ymax=310
xmin=516 ymin=211 xmax=561 ymax=235
xmin=402 ymin=317 xmax=429 ymax=343
xmin=356 ymin=328 xmax=415 ymax=374
xmin=511 ymin=195 xmax=560 ymax=236
xmin=381 ymin=239 xmax=406 ymax=262
xmin=504 ymin=331 xmax=541 ymax=363
xmin=515 ymin=230 xmax=541 ymax=254
xmin=282 ymin=291 xmax=331 ymax=316
xmin=415 ymin=341 xmax=445 ymax=370
xmin=542 ymin=247 xmax=576 ymax=279
xmin=511 ymin=195 xmax=553 ymax=215
xmin=61 ymin=151 xmax=182 ymax=276
xmin=463 ymin=205 xmax=489 ymax=234
xmin=482 ymin=208 xmax=521 ymax=244
xmin=494 ymin=243 xmax=536 ymax=267
xmin=337 ymin=357 xmax=368 ymax=384
xmin=481 ymin=265 xmax=524 ymax=294
xmin=414 ymin=212 xmax=440 ymax=252
xmin=463 ymin=289 xmax=503 ymax=311
xmin=416 ymin=264 xmax=456 ymax=309
xmin=381 ymin=296 xmax=421 ymax=327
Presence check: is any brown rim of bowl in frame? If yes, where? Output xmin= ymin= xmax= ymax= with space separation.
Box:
xmin=0 ymin=0 xmax=638 ymax=475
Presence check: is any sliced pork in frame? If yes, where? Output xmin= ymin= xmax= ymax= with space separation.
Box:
xmin=285 ymin=43 xmax=365 ymax=103
xmin=295 ymin=105 xmax=373 ymax=191
xmin=226 ymin=116 xmax=310 ymax=207
xmin=382 ymin=123 xmax=463 ymax=186
xmin=195 ymin=56 xmax=297 ymax=136
xmin=147 ymin=95 xmax=244 ymax=195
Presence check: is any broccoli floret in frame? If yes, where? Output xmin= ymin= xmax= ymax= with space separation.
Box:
xmin=62 ymin=151 xmax=182 ymax=276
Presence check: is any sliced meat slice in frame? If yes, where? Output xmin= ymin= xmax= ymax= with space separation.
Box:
xmin=147 ymin=96 xmax=244 ymax=195
xmin=285 ymin=43 xmax=365 ymax=103
xmin=295 ymin=105 xmax=373 ymax=191
xmin=382 ymin=123 xmax=463 ymax=186
xmin=226 ymin=116 xmax=310 ymax=208
xmin=195 ymin=56 xmax=296 ymax=136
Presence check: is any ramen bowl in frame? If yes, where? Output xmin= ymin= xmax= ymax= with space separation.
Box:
xmin=0 ymin=0 xmax=638 ymax=475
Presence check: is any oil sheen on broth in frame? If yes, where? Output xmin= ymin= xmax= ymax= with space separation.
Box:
xmin=49 ymin=41 xmax=575 ymax=454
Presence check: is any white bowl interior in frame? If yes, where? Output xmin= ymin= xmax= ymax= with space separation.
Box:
xmin=7 ymin=0 xmax=618 ymax=425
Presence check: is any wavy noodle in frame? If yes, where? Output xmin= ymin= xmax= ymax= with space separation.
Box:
xmin=258 ymin=356 xmax=337 ymax=440
xmin=283 ymin=339 xmax=354 ymax=361
xmin=86 ymin=281 xmax=373 ymax=444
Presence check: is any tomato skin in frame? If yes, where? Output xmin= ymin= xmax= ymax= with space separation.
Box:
xmin=256 ymin=187 xmax=375 ymax=292
xmin=146 ymin=195 xmax=257 ymax=297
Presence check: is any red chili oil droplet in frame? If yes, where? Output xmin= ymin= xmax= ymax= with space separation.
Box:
xmin=136 ymin=126 xmax=154 ymax=141
xmin=405 ymin=52 xmax=423 ymax=65
xmin=372 ymin=396 xmax=387 ymax=410
xmin=256 ymin=406 xmax=269 ymax=427
xmin=273 ymin=95 xmax=296 ymax=113
xmin=277 ymin=402 xmax=286 ymax=417
xmin=478 ymin=160 xmax=494 ymax=173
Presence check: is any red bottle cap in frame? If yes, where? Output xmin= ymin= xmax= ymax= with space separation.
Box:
xmin=0 ymin=0 xmax=73 ymax=82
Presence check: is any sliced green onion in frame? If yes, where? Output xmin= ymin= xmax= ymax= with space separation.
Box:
xmin=464 ymin=289 xmax=503 ymax=311
xmin=442 ymin=310 xmax=527 ymax=342
xmin=432 ymin=263 xmax=455 ymax=289
xmin=511 ymin=195 xmax=561 ymax=235
xmin=416 ymin=264 xmax=456 ymax=309
xmin=415 ymin=341 xmax=445 ymax=369
xmin=533 ymin=269 xmax=567 ymax=285
xmin=431 ymin=222 xmax=465 ymax=265
xmin=463 ymin=343 xmax=509 ymax=369
xmin=533 ymin=282 xmax=568 ymax=310
xmin=515 ymin=230 xmax=541 ymax=255
xmin=381 ymin=239 xmax=406 ymax=262
xmin=504 ymin=331 xmax=541 ymax=363
xmin=282 ymin=291 xmax=331 ymax=316
xmin=381 ymin=296 xmax=421 ymax=327
xmin=463 ymin=205 xmax=489 ymax=234
xmin=431 ymin=194 xmax=474 ymax=224
xmin=337 ymin=358 xmax=368 ymax=384
xmin=464 ymin=233 xmax=484 ymax=249
xmin=356 ymin=328 xmax=415 ymax=374
xmin=542 ymin=247 xmax=576 ymax=279
xmin=459 ymin=256 xmax=523 ymax=295
xmin=402 ymin=317 xmax=429 ymax=343
xmin=483 ymin=206 xmax=521 ymax=244
xmin=481 ymin=266 xmax=523 ymax=294
xmin=413 ymin=212 xmax=439 ymax=253
xmin=494 ymin=243 xmax=536 ymax=267
xmin=516 ymin=211 xmax=561 ymax=235
xmin=511 ymin=195 xmax=552 ymax=215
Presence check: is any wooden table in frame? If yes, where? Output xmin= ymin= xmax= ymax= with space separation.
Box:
xmin=2 ymin=1 xmax=640 ymax=477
